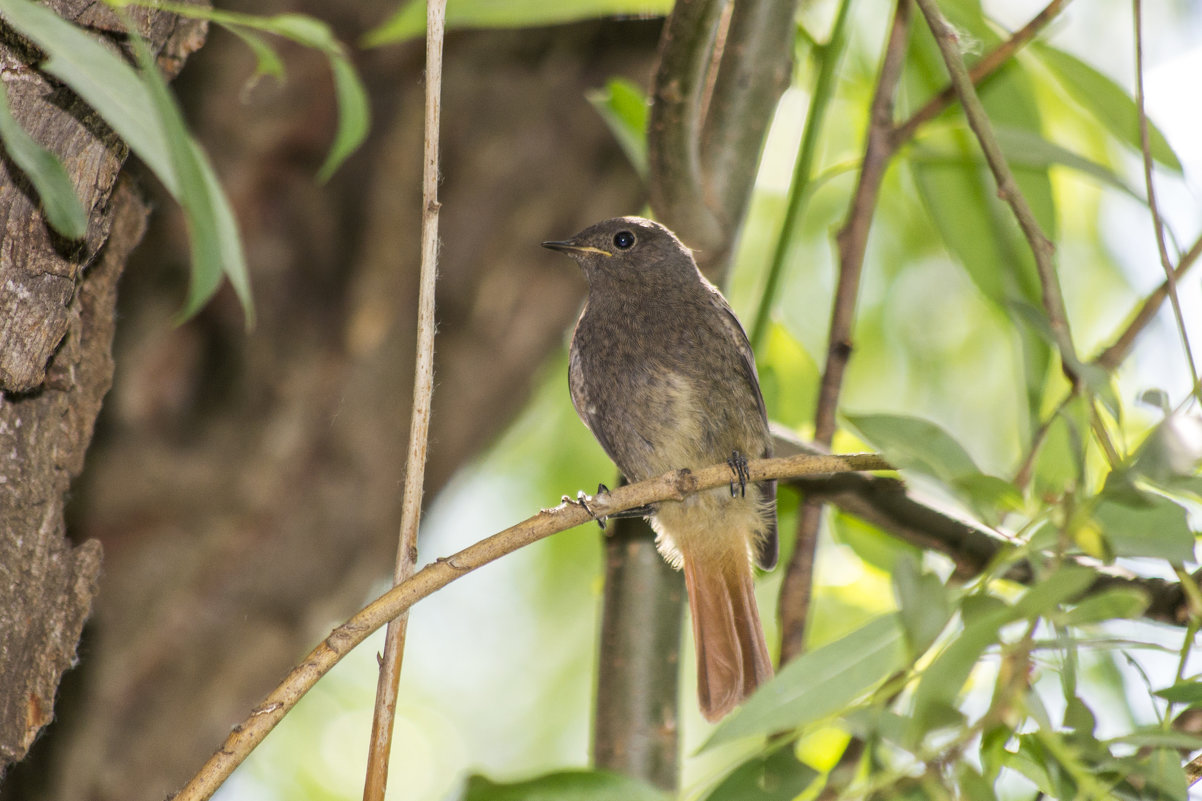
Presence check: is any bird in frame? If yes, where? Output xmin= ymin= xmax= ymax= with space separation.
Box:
xmin=542 ymin=215 xmax=776 ymax=721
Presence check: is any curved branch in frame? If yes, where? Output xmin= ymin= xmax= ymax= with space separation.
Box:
xmin=172 ymin=451 xmax=889 ymax=801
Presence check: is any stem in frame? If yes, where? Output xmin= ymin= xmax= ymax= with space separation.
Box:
xmin=749 ymin=0 xmax=854 ymax=351
xmin=361 ymin=1 xmax=445 ymax=798
xmin=913 ymin=0 xmax=1079 ymax=381
xmin=1132 ymin=0 xmax=1200 ymax=398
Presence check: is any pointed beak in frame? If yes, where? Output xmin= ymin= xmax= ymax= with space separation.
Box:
xmin=541 ymin=239 xmax=577 ymax=253
xmin=541 ymin=240 xmax=612 ymax=257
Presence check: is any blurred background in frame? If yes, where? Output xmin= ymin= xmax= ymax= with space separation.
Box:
xmin=5 ymin=0 xmax=1201 ymax=799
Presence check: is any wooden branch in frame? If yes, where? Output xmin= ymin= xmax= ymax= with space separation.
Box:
xmin=914 ymin=0 xmax=1079 ymax=377
xmin=1094 ymin=233 xmax=1202 ymax=370
xmin=891 ymin=0 xmax=1071 ymax=149
xmin=592 ymin=514 xmax=683 ymax=789
xmin=171 ymin=452 xmax=889 ymax=801
xmin=361 ymin=1 xmax=446 ymax=798
xmin=780 ymin=0 xmax=912 ymax=665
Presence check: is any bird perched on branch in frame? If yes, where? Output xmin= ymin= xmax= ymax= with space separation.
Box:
xmin=543 ymin=216 xmax=776 ymax=721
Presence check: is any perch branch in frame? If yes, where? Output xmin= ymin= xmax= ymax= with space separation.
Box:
xmin=362 ymin=1 xmax=445 ymax=799
xmin=171 ymin=452 xmax=889 ymax=801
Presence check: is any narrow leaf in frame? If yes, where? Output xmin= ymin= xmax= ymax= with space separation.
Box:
xmin=706 ymin=614 xmax=906 ymax=747
xmin=464 ymin=770 xmax=668 ymax=801
xmin=702 ymin=744 xmax=818 ymax=801
xmin=587 ymin=78 xmax=648 ymax=178
xmin=0 ymin=80 xmax=87 ymax=238
xmin=364 ymin=0 xmax=673 ymax=46
xmin=315 ymin=51 xmax=370 ymax=183
xmin=1032 ymin=42 xmax=1182 ymax=172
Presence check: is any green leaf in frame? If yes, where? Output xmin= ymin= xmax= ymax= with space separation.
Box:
xmin=464 ymin=770 xmax=669 ymax=801
xmin=1061 ymin=586 xmax=1150 ymax=626
xmin=844 ymin=413 xmax=979 ymax=483
xmin=1092 ymin=495 xmax=1194 ymax=562
xmin=364 ymin=0 xmax=673 ymax=46
xmin=701 ymin=743 xmax=819 ymax=801
xmin=910 ymin=567 xmax=1094 ymax=734
xmin=587 ymin=78 xmax=648 ymax=178
xmin=706 ymin=614 xmax=906 ymax=747
xmin=128 ymin=30 xmax=254 ymax=326
xmin=0 ymin=0 xmax=253 ymax=324
xmin=316 ymin=51 xmax=371 ymax=182
xmin=0 ymin=80 xmax=88 ymax=239
xmin=893 ymin=553 xmax=952 ymax=658
xmin=1153 ymin=680 xmax=1202 ymax=705
xmin=223 ymin=26 xmax=287 ymax=84
xmin=1106 ymin=728 xmax=1202 ymax=751
xmin=1031 ymin=42 xmax=1183 ymax=173
xmin=0 ymin=0 xmax=174 ymax=186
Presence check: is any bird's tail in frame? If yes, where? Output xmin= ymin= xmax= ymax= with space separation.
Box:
xmin=682 ymin=552 xmax=773 ymax=721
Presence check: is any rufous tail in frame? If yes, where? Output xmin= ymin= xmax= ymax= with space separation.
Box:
xmin=682 ymin=554 xmax=773 ymax=721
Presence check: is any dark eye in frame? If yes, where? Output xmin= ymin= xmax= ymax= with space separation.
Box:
xmin=613 ymin=230 xmax=636 ymax=250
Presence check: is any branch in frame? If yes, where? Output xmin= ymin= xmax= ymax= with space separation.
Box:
xmin=647 ymin=0 xmax=728 ymax=251
xmin=890 ymin=0 xmax=1072 ymax=149
xmin=171 ymin=452 xmax=889 ymax=801
xmin=1093 ymin=233 xmax=1202 ymax=370
xmin=1131 ymin=0 xmax=1199 ymax=394
xmin=780 ymin=0 xmax=911 ymax=665
xmin=914 ymin=0 xmax=1080 ymax=379
xmin=362 ymin=2 xmax=445 ymax=798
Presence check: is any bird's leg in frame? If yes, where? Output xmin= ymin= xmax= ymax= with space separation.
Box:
xmin=593 ymin=482 xmax=656 ymax=522
xmin=574 ymin=486 xmax=607 ymax=531
xmin=727 ymin=451 xmax=750 ymax=497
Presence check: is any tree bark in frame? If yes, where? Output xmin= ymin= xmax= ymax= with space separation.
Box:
xmin=0 ymin=1 xmax=208 ymax=780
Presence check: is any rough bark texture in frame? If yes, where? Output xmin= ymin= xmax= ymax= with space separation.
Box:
xmin=0 ymin=0 xmax=207 ymax=780
xmin=1 ymin=3 xmax=656 ymax=797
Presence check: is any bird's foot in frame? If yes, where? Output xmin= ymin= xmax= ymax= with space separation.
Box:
xmin=727 ymin=451 xmax=750 ymax=497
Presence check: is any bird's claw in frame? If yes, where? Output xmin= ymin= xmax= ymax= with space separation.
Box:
xmin=727 ymin=451 xmax=750 ymax=497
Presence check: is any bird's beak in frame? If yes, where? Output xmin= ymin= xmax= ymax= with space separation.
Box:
xmin=541 ymin=240 xmax=612 ymax=257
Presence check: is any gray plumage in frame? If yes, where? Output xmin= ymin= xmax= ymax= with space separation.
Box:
xmin=543 ymin=216 xmax=777 ymax=721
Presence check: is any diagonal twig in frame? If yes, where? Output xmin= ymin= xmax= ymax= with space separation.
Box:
xmin=891 ymin=0 xmax=1072 ymax=148
xmin=914 ymin=0 xmax=1080 ymax=382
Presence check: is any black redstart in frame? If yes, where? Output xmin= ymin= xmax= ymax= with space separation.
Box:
xmin=543 ymin=216 xmax=776 ymax=721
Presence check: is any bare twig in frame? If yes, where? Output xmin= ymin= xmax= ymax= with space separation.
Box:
xmin=1094 ymin=233 xmax=1202 ymax=370
xmin=171 ymin=452 xmax=890 ymax=801
xmin=362 ymin=2 xmax=445 ymax=798
xmin=779 ymin=0 xmax=912 ymax=665
xmin=891 ymin=0 xmax=1072 ymax=148
xmin=1132 ymin=0 xmax=1199 ymax=395
xmin=914 ymin=0 xmax=1079 ymax=379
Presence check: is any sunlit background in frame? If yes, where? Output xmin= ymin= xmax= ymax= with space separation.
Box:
xmin=214 ymin=1 xmax=1202 ymax=798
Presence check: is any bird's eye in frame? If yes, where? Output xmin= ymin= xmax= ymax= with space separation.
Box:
xmin=613 ymin=230 xmax=636 ymax=250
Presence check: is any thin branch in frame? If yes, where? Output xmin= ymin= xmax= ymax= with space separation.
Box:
xmin=779 ymin=0 xmax=911 ymax=666
xmin=819 ymin=0 xmax=910 ymax=445
xmin=362 ymin=2 xmax=445 ymax=798
xmin=1094 ymin=233 xmax=1202 ymax=370
xmin=749 ymin=0 xmax=854 ymax=350
xmin=1132 ymin=0 xmax=1200 ymax=396
xmin=914 ymin=0 xmax=1080 ymax=380
xmin=891 ymin=0 xmax=1072 ymax=149
xmin=170 ymin=452 xmax=891 ymax=801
